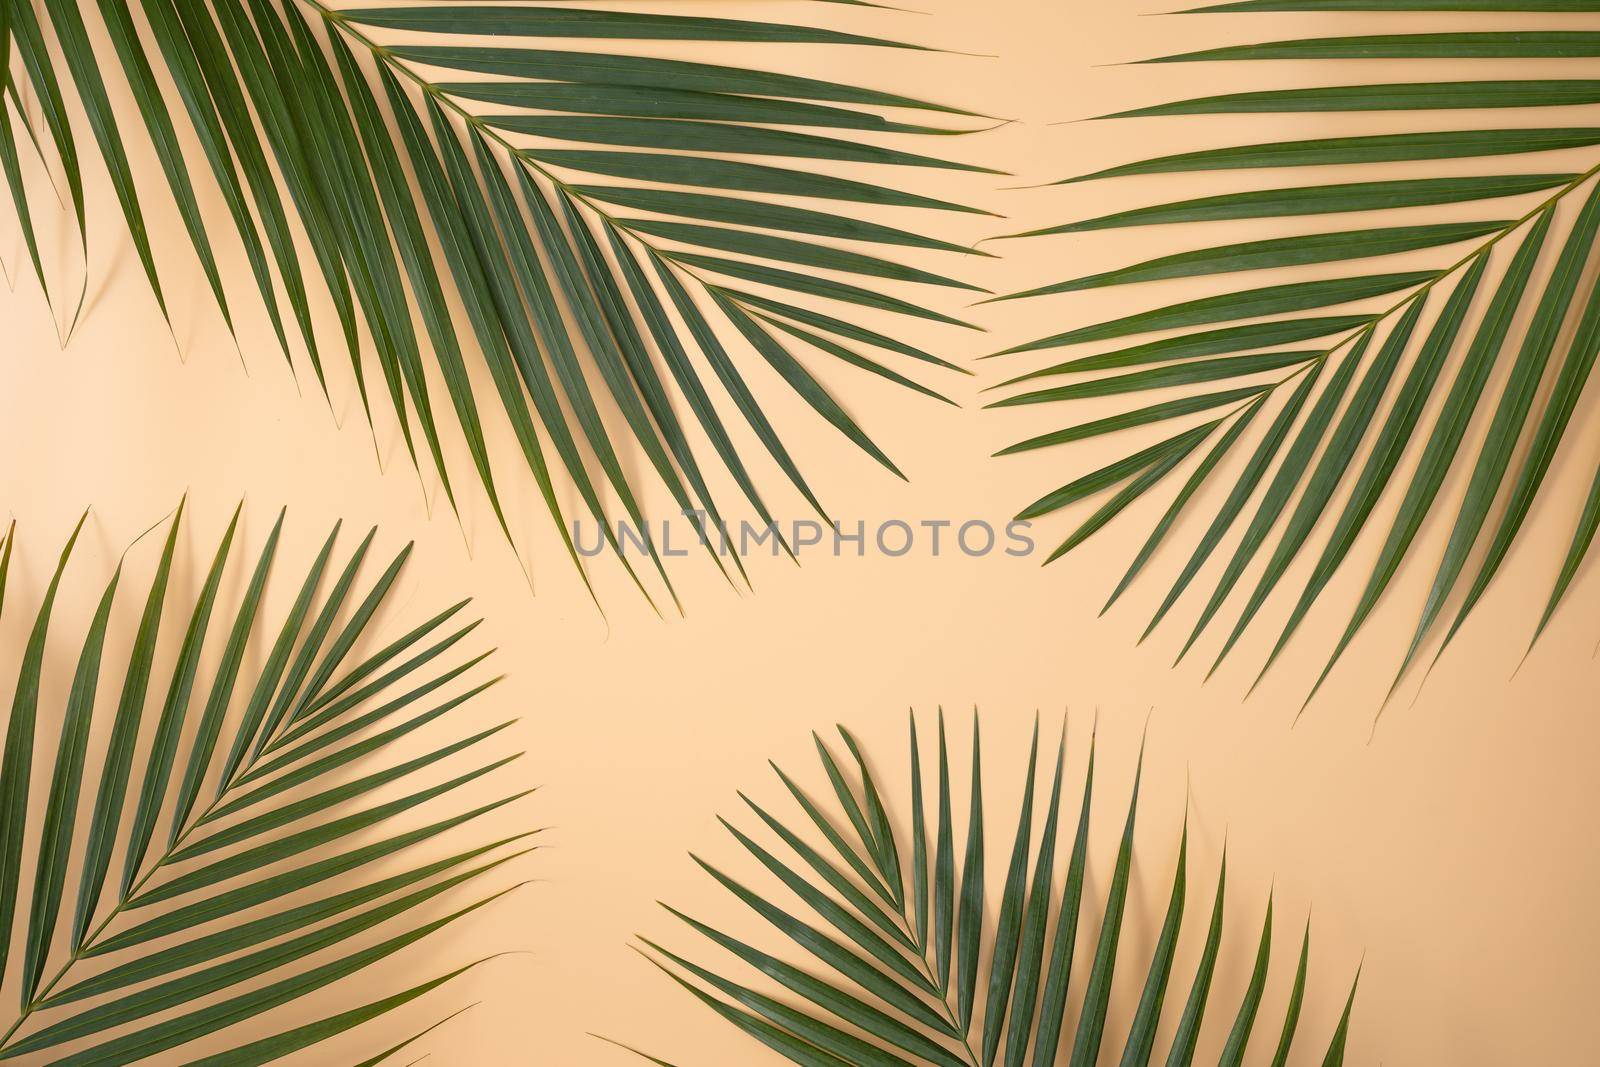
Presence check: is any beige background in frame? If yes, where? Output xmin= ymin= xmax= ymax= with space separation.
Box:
xmin=0 ymin=0 xmax=1597 ymax=1062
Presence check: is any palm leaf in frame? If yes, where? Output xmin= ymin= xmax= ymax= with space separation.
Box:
xmin=619 ymin=711 xmax=1358 ymax=1066
xmin=991 ymin=0 xmax=1600 ymax=705
xmin=1 ymin=1 xmax=990 ymax=606
xmin=0 ymin=506 xmax=531 ymax=1061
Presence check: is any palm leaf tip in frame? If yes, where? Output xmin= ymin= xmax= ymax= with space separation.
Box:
xmin=13 ymin=0 xmax=987 ymax=604
xmin=0 ymin=506 xmax=532 ymax=1062
xmin=630 ymin=711 xmax=1363 ymax=1066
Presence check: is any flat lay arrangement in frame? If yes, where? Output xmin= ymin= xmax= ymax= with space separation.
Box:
xmin=0 ymin=1 xmax=1592 ymax=1062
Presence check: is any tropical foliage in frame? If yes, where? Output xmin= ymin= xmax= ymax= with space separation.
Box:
xmin=991 ymin=0 xmax=1600 ymax=704
xmin=0 ymin=0 xmax=990 ymax=604
xmin=0 ymin=506 xmax=530 ymax=1062
xmin=624 ymin=713 xmax=1359 ymax=1066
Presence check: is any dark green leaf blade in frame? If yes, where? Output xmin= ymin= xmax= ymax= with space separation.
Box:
xmin=1110 ymin=80 xmax=1600 ymax=118
xmin=74 ymin=506 xmax=181 ymax=946
xmin=1016 ymin=222 xmax=1500 ymax=298
xmin=391 ymin=47 xmax=973 ymax=114
xmin=1312 ymin=214 xmax=1553 ymax=702
xmin=1149 ymin=31 xmax=1600 ymax=63
xmin=0 ymin=512 xmax=86 ymax=984
xmin=1066 ymin=745 xmax=1144 ymax=1067
xmin=1268 ymin=923 xmax=1312 ymax=1067
xmin=1216 ymin=897 xmax=1274 ymax=1067
xmin=1020 ymin=174 xmax=1570 ymax=236
xmin=38 ymin=0 xmax=169 ymax=321
xmin=1115 ymin=823 xmax=1187 ymax=1067
xmin=122 ymin=505 xmax=248 ymax=889
xmin=955 ymin=717 xmax=985 ymax=1030
xmin=1071 ymin=130 xmax=1600 ymax=183
xmin=1162 ymin=855 xmax=1228 ymax=1067
xmin=979 ymin=723 xmax=1039 ymax=1066
xmin=1396 ymin=182 xmax=1600 ymax=682
xmin=1028 ymin=728 xmax=1095 ymax=1067
xmin=350 ymin=7 xmax=923 ymax=49
xmin=22 ymin=554 xmax=118 ymax=1001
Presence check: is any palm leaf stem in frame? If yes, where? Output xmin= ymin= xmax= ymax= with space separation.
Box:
xmin=4 ymin=802 xmax=221 ymax=1047
xmin=0 ymin=838 xmax=166 ymax=1051
xmin=784 ymin=787 xmax=982 ymax=1067
xmin=1132 ymin=335 xmax=1346 ymax=487
xmin=1002 ymin=161 xmax=1600 ymax=481
xmin=1330 ymin=157 xmax=1600 ymax=346
xmin=878 ymin=866 xmax=982 ymax=1067
xmin=299 ymin=3 xmax=605 ymax=215
xmin=1112 ymin=157 xmax=1600 ymax=473
xmin=300 ymin=0 xmax=934 ymax=396
xmin=0 ymin=660 xmax=428 ymax=1055
xmin=915 ymin=942 xmax=982 ymax=1066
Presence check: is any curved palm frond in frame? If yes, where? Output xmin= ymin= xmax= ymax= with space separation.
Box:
xmin=990 ymin=1 xmax=1600 ymax=705
xmin=621 ymin=712 xmax=1359 ymax=1067
xmin=0 ymin=1 xmax=994 ymax=605
xmin=0 ymin=505 xmax=531 ymax=1063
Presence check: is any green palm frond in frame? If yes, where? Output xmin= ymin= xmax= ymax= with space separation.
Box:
xmin=0 ymin=505 xmax=531 ymax=1062
xmin=621 ymin=712 xmax=1358 ymax=1067
xmin=991 ymin=0 xmax=1600 ymax=704
xmin=0 ymin=1 xmax=993 ymax=605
